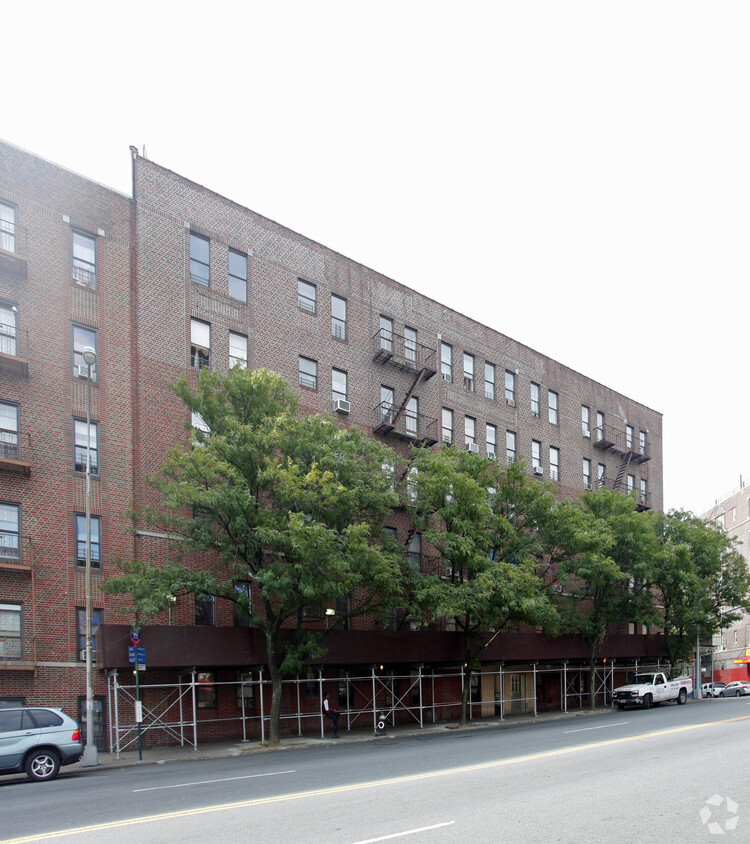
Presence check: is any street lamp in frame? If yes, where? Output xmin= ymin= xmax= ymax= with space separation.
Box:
xmin=81 ymin=346 xmax=98 ymax=766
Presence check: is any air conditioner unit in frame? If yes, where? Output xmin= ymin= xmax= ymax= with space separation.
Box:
xmin=584 ymin=482 xmax=593 ymax=490
xmin=77 ymin=364 xmax=94 ymax=380
xmin=333 ymin=399 xmax=350 ymax=414
xmin=533 ymin=466 xmax=543 ymax=475
xmin=79 ymin=649 xmax=87 ymax=661
xmin=442 ymin=436 xmax=453 ymax=446
xmin=506 ymin=398 xmax=516 ymax=407
xmin=441 ymin=373 xmax=452 ymax=383
xmin=552 ymin=584 xmax=563 ymax=593
xmin=487 ymin=450 xmax=496 ymax=460
xmin=582 ymin=428 xmax=591 ymax=438
xmin=465 ymin=442 xmax=479 ymax=454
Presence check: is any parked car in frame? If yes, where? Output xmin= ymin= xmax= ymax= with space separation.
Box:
xmin=702 ymin=682 xmax=727 ymax=698
xmin=0 ymin=707 xmax=82 ymax=781
xmin=718 ymin=681 xmax=750 ymax=698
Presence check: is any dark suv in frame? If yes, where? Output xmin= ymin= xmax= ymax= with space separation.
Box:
xmin=0 ymin=707 xmax=83 ymax=781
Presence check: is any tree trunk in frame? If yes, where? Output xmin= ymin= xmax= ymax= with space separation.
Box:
xmin=265 ymin=629 xmax=282 ymax=747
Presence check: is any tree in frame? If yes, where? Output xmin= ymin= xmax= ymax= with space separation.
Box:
xmin=407 ymin=451 xmax=561 ymax=725
xmin=556 ymin=489 xmax=659 ymax=701
xmin=652 ymin=510 xmax=750 ymax=667
xmin=105 ymin=367 xmax=403 ymax=746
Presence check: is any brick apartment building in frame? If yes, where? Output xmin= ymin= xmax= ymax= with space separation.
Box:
xmin=0 ymin=138 xmax=665 ymax=748
xmin=700 ymin=483 xmax=750 ymax=686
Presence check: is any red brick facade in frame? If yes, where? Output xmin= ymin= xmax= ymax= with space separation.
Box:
xmin=0 ymin=139 xmax=664 ymax=743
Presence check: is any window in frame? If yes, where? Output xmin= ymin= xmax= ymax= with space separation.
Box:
xmin=0 ymin=504 xmax=20 ymax=562
xmin=407 ymin=466 xmax=418 ymax=501
xmin=229 ymin=332 xmax=247 ymax=369
xmin=595 ymin=411 xmax=605 ymax=442
xmin=0 ymin=402 xmax=19 ymax=461
xmin=404 ymin=327 xmax=417 ymax=363
xmin=582 ymin=405 xmax=591 ymax=437
xmin=234 ymin=582 xmax=252 ymax=627
xmin=331 ymin=295 xmax=347 ymax=340
xmin=506 ymin=431 xmax=516 ymax=464
xmin=597 ymin=463 xmax=606 ymax=489
xmin=550 ymin=446 xmax=560 ymax=481
xmin=74 ymin=418 xmax=99 ymax=474
xmin=626 ymin=425 xmax=635 ymax=450
xmin=441 ymin=342 xmax=452 ymax=382
xmin=639 ymin=430 xmax=647 ymax=456
xmin=530 ymin=383 xmax=540 ymax=416
xmin=332 ymin=368 xmax=347 ymax=403
xmin=405 ymin=396 xmax=418 ymax=435
xmin=463 ymin=353 xmax=475 ymax=391
xmin=0 ymin=603 xmax=22 ymax=661
xmin=72 ymin=231 xmax=97 ymax=290
xmin=465 ymin=416 xmax=476 ymax=447
xmin=549 ymin=391 xmax=558 ymax=425
xmin=195 ymin=595 xmax=215 ymax=626
xmin=532 ymin=440 xmax=542 ymax=472
xmin=72 ymin=323 xmax=97 ymax=378
xmin=505 ymin=371 xmax=515 ymax=404
xmin=196 ymin=671 xmax=217 ymax=708
xmin=408 ymin=533 xmax=421 ymax=570
xmin=486 ymin=424 xmax=496 ymax=458
xmin=382 ymin=459 xmax=396 ymax=490
xmin=190 ymin=233 xmax=210 ymax=285
xmin=298 ymin=356 xmax=317 ymax=389
xmin=627 ymin=474 xmax=635 ymax=493
xmin=190 ymin=318 xmax=211 ymax=370
xmin=380 ymin=386 xmax=394 ymax=423
xmin=0 ymin=203 xmax=15 ymax=253
xmin=75 ymin=607 xmax=102 ymax=661
xmin=442 ymin=408 xmax=453 ymax=444
xmin=379 ymin=316 xmax=393 ymax=352
xmin=297 ymin=278 xmax=316 ymax=313
xmin=228 ymin=250 xmax=247 ymax=302
xmin=583 ymin=459 xmax=592 ymax=490
xmin=75 ymin=513 xmax=101 ymax=568
xmin=485 ymin=362 xmax=496 ymax=400
xmin=640 ymin=478 xmax=648 ymax=505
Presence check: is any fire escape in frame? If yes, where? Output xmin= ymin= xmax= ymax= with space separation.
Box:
xmin=593 ymin=424 xmax=651 ymax=509
xmin=371 ymin=329 xmax=438 ymax=446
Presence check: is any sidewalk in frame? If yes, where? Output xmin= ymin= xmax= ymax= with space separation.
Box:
xmin=80 ymin=706 xmax=616 ymax=771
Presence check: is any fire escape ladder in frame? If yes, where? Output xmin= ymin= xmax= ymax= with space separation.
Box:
xmin=389 ymin=368 xmax=429 ymax=429
xmin=612 ymin=452 xmax=633 ymax=491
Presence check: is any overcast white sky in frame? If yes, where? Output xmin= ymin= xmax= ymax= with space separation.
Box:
xmin=4 ymin=1 xmax=749 ymax=515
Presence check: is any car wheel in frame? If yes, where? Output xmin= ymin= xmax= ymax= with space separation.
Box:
xmin=643 ymin=693 xmax=652 ymax=710
xmin=677 ymin=688 xmax=687 ymax=705
xmin=720 ymin=691 xmax=726 ymax=697
xmin=736 ymin=691 xmax=742 ymax=697
xmin=25 ymin=749 xmax=61 ymax=782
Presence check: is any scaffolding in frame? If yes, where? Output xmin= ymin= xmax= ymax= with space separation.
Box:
xmin=106 ymin=659 xmax=685 ymax=755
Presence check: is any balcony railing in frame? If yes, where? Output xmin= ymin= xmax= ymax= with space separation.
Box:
xmin=593 ymin=424 xmax=650 ymax=462
xmin=0 ymin=326 xmax=29 ymax=376
xmin=0 ymin=535 xmax=32 ymax=570
xmin=373 ymin=402 xmax=438 ymax=446
xmin=0 ymin=430 xmax=31 ymax=475
xmin=0 ymin=221 xmax=28 ymax=278
xmin=372 ymin=330 xmax=437 ymax=378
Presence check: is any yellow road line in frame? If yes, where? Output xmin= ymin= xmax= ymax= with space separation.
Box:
xmin=3 ymin=713 xmax=748 ymax=844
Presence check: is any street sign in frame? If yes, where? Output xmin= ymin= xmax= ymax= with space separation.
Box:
xmin=733 ymin=658 xmax=750 ymax=664
xmin=129 ymin=628 xmax=141 ymax=646
xmin=128 ymin=645 xmax=146 ymax=664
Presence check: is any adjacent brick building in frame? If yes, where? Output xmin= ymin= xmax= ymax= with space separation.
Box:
xmin=0 ymin=139 xmax=665 ymax=747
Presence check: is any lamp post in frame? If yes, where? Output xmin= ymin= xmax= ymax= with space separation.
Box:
xmin=81 ymin=346 xmax=98 ymax=766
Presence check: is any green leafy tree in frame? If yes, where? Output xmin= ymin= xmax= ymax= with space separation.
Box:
xmin=557 ymin=489 xmax=659 ymax=701
xmin=407 ymin=451 xmax=562 ymax=725
xmin=105 ymin=368 xmax=403 ymax=746
xmin=652 ymin=510 xmax=750 ymax=667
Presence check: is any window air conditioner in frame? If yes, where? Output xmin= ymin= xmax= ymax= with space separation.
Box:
xmin=552 ymin=584 xmax=563 ymax=593
xmin=582 ymin=428 xmax=591 ymax=438
xmin=333 ymin=399 xmax=350 ymax=414
xmin=79 ymin=649 xmax=87 ymax=661
xmin=441 ymin=373 xmax=452 ymax=383
xmin=465 ymin=442 xmax=479 ymax=454
xmin=506 ymin=398 xmax=516 ymax=407
xmin=533 ymin=466 xmax=543 ymax=475
xmin=77 ymin=364 xmax=94 ymax=380
xmin=487 ymin=450 xmax=496 ymax=460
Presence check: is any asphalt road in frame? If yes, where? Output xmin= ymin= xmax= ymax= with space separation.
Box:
xmin=2 ymin=698 xmax=749 ymax=843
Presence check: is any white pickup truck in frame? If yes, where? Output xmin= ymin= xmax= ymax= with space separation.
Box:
xmin=612 ymin=672 xmax=692 ymax=710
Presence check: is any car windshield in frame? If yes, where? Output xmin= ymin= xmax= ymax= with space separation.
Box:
xmin=629 ymin=674 xmax=655 ymax=685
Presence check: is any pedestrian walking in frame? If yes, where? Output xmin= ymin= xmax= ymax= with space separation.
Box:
xmin=322 ymin=692 xmax=340 ymax=738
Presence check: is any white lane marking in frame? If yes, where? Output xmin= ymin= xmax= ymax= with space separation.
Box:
xmin=133 ymin=769 xmax=295 ymax=792
xmin=564 ymin=721 xmax=628 ymax=734
xmin=351 ymin=822 xmax=455 ymax=843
